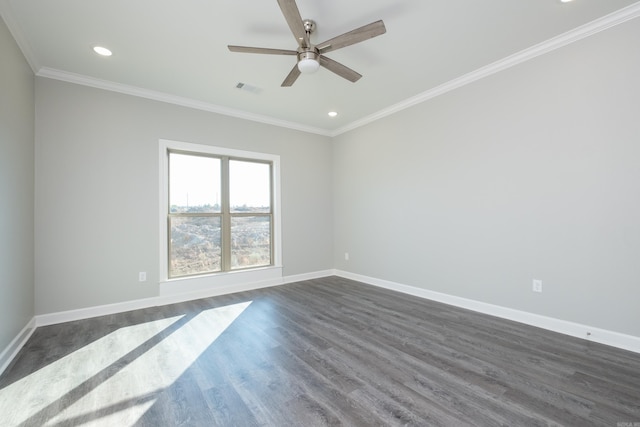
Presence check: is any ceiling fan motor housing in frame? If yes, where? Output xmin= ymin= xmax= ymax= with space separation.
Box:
xmin=298 ymin=50 xmax=318 ymax=61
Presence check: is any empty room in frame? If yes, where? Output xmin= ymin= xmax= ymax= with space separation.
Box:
xmin=1 ymin=0 xmax=639 ymax=425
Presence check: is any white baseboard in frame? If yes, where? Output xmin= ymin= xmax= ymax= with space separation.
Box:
xmin=15 ymin=268 xmax=638 ymax=373
xmin=35 ymin=294 xmax=169 ymax=327
xmin=0 ymin=318 xmax=36 ymax=376
xmin=34 ymin=269 xmax=334 ymax=327
xmin=334 ymin=270 xmax=640 ymax=354
xmin=283 ymin=269 xmax=335 ymax=284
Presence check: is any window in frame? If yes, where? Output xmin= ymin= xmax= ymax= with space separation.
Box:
xmin=160 ymin=140 xmax=281 ymax=283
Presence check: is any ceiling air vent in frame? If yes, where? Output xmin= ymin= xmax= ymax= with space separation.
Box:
xmin=235 ymin=82 xmax=262 ymax=94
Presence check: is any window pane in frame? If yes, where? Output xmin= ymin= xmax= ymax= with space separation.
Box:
xmin=231 ymin=216 xmax=271 ymax=269
xmin=230 ymin=160 xmax=270 ymax=213
xmin=169 ymin=153 xmax=221 ymax=213
xmin=170 ymin=216 xmax=221 ymax=277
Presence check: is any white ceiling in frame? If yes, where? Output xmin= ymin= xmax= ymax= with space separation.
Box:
xmin=2 ymin=0 xmax=640 ymax=135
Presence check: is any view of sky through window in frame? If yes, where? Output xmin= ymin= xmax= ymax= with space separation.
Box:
xmin=170 ymin=153 xmax=270 ymax=210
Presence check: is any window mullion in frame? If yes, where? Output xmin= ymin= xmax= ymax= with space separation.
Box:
xmin=221 ymin=156 xmax=231 ymax=271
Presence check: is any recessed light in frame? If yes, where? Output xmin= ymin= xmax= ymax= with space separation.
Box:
xmin=560 ymin=0 xmax=573 ymax=3
xmin=92 ymin=46 xmax=112 ymax=56
xmin=328 ymin=111 xmax=338 ymax=117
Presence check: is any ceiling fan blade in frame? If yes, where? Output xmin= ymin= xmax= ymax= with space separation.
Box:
xmin=317 ymin=20 xmax=386 ymax=54
xmin=228 ymin=45 xmax=297 ymax=55
xmin=281 ymin=64 xmax=301 ymax=87
xmin=319 ymin=56 xmax=362 ymax=83
xmin=276 ymin=0 xmax=309 ymax=48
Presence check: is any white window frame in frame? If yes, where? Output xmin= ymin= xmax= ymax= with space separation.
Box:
xmin=159 ymin=139 xmax=282 ymax=296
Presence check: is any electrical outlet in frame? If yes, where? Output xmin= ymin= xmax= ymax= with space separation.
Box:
xmin=344 ymin=252 xmax=350 ymax=261
xmin=139 ymin=272 xmax=147 ymax=282
xmin=532 ymin=279 xmax=542 ymax=293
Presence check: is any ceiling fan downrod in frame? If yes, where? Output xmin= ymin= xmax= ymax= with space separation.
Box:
xmin=298 ymin=19 xmax=319 ymax=73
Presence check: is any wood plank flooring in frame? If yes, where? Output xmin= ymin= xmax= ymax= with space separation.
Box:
xmin=1 ymin=276 xmax=639 ymax=426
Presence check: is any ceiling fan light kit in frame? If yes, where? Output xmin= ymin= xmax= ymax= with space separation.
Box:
xmin=297 ymin=51 xmax=320 ymax=74
xmin=228 ymin=0 xmax=386 ymax=86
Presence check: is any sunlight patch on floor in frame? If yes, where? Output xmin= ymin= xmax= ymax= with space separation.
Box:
xmin=0 ymin=315 xmax=184 ymax=426
xmin=45 ymin=301 xmax=251 ymax=426
xmin=0 ymin=301 xmax=251 ymax=427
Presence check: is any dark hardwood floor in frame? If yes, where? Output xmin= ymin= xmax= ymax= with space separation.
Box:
xmin=1 ymin=276 xmax=639 ymax=426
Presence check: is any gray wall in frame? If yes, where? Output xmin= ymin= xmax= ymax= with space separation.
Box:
xmin=35 ymin=79 xmax=333 ymax=314
xmin=333 ymin=18 xmax=640 ymax=337
xmin=0 ymin=17 xmax=35 ymax=350
xmin=6 ymin=10 xmax=640 ymax=342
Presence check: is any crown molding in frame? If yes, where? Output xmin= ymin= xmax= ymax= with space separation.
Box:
xmin=331 ymin=2 xmax=640 ymax=136
xmin=36 ymin=67 xmax=333 ymax=137
xmin=8 ymin=0 xmax=640 ymax=137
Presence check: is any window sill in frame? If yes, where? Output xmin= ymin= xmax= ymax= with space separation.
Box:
xmin=159 ymin=266 xmax=283 ymax=297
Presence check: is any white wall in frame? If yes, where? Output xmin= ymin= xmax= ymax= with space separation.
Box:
xmin=35 ymin=79 xmax=333 ymax=314
xmin=333 ymin=18 xmax=640 ymax=337
xmin=0 ymin=17 xmax=34 ymax=351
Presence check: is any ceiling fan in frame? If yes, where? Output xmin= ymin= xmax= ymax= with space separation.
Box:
xmin=228 ymin=0 xmax=386 ymax=87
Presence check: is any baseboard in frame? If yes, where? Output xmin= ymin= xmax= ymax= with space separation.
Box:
xmin=27 ymin=269 xmax=638 ymax=360
xmin=334 ymin=270 xmax=640 ymax=354
xmin=34 ymin=269 xmax=334 ymax=327
xmin=283 ymin=269 xmax=335 ymax=284
xmin=0 ymin=318 xmax=36 ymax=376
xmin=35 ymin=294 xmax=168 ymax=327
